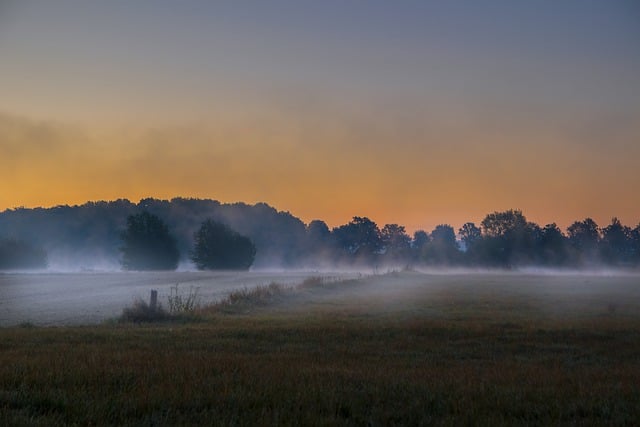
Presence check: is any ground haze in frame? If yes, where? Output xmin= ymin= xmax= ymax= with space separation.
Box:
xmin=0 ymin=271 xmax=355 ymax=326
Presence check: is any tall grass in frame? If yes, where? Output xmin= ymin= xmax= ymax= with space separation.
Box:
xmin=1 ymin=316 xmax=639 ymax=425
xmin=119 ymin=297 xmax=172 ymax=323
xmin=119 ymin=284 xmax=201 ymax=323
xmin=204 ymin=282 xmax=289 ymax=314
xmin=167 ymin=283 xmax=200 ymax=314
xmin=201 ymin=276 xmax=337 ymax=314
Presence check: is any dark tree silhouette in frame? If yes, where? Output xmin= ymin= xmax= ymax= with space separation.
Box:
xmin=423 ymin=224 xmax=460 ymax=264
xmin=481 ymin=209 xmax=528 ymax=238
xmin=120 ymin=211 xmax=179 ymax=270
xmin=0 ymin=238 xmax=47 ymax=270
xmin=631 ymin=224 xmax=640 ymax=263
xmin=567 ymin=218 xmax=600 ymax=264
xmin=411 ymin=230 xmax=430 ymax=263
xmin=458 ymin=222 xmax=481 ymax=250
xmin=302 ymin=220 xmax=337 ymax=265
xmin=600 ymin=218 xmax=633 ymax=265
xmin=191 ymin=219 xmax=256 ymax=270
xmin=458 ymin=222 xmax=482 ymax=264
xmin=412 ymin=230 xmax=429 ymax=250
xmin=332 ymin=216 xmax=382 ymax=263
xmin=307 ymin=220 xmax=331 ymax=242
xmin=380 ymin=223 xmax=411 ymax=262
xmin=537 ymin=223 xmax=568 ymax=265
xmin=479 ymin=210 xmax=536 ymax=266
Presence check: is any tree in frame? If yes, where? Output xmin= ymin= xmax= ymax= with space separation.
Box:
xmin=567 ymin=218 xmax=600 ymax=264
xmin=423 ymin=224 xmax=460 ymax=264
xmin=302 ymin=220 xmax=336 ymax=265
xmin=478 ymin=210 xmax=542 ymax=266
xmin=481 ymin=210 xmax=528 ymax=238
xmin=631 ymin=224 xmax=640 ymax=264
xmin=307 ymin=220 xmax=331 ymax=242
xmin=412 ymin=230 xmax=429 ymax=250
xmin=458 ymin=222 xmax=482 ymax=264
xmin=600 ymin=218 xmax=632 ymax=265
xmin=537 ymin=223 xmax=568 ymax=265
xmin=191 ymin=219 xmax=256 ymax=270
xmin=380 ymin=224 xmax=411 ymax=262
xmin=332 ymin=216 xmax=382 ymax=264
xmin=306 ymin=220 xmax=332 ymax=249
xmin=411 ymin=230 xmax=430 ymax=263
xmin=458 ymin=222 xmax=481 ymax=251
xmin=0 ymin=238 xmax=47 ymax=270
xmin=120 ymin=212 xmax=179 ymax=270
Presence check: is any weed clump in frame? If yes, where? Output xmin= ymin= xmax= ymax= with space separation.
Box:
xmin=200 ymin=276 xmax=347 ymax=315
xmin=296 ymin=276 xmax=328 ymax=289
xmin=119 ymin=298 xmax=172 ymax=323
xmin=205 ymin=282 xmax=288 ymax=314
xmin=167 ymin=283 xmax=200 ymax=315
xmin=119 ymin=284 xmax=201 ymax=323
xmin=227 ymin=282 xmax=286 ymax=305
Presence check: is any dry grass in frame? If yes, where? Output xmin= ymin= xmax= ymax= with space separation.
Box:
xmin=2 ymin=272 xmax=639 ymax=425
xmin=199 ymin=276 xmax=336 ymax=315
xmin=119 ymin=284 xmax=203 ymax=324
xmin=118 ymin=298 xmax=173 ymax=323
xmin=210 ymin=282 xmax=288 ymax=313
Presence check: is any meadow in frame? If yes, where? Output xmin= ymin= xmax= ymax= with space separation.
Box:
xmin=1 ymin=271 xmax=639 ymax=425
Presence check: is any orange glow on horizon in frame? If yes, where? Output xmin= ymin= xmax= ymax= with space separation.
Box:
xmin=1 ymin=111 xmax=639 ymax=234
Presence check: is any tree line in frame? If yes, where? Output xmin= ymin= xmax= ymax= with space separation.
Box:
xmin=304 ymin=210 xmax=640 ymax=269
xmin=0 ymin=198 xmax=638 ymax=270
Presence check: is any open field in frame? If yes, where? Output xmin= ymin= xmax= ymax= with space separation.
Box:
xmin=1 ymin=271 xmax=639 ymax=425
xmin=0 ymin=271 xmax=356 ymax=327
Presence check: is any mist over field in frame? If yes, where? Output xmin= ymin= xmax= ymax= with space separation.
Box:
xmin=1 ymin=268 xmax=638 ymax=327
xmin=1 ymin=199 xmax=639 ymax=273
xmin=0 ymin=270 xmax=356 ymax=326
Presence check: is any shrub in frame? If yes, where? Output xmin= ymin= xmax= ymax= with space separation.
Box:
xmin=167 ymin=284 xmax=200 ymax=314
xmin=119 ymin=298 xmax=171 ymax=323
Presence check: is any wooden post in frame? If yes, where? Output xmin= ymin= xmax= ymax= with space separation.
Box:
xmin=150 ymin=289 xmax=158 ymax=311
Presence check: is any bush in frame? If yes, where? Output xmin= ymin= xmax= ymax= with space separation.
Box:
xmin=119 ymin=298 xmax=171 ymax=323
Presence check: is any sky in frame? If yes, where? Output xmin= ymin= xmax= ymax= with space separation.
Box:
xmin=1 ymin=0 xmax=639 ymax=233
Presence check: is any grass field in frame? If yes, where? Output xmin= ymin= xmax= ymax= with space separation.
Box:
xmin=1 ymin=271 xmax=639 ymax=425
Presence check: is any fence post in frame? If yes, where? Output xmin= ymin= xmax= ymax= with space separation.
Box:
xmin=150 ymin=289 xmax=158 ymax=311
